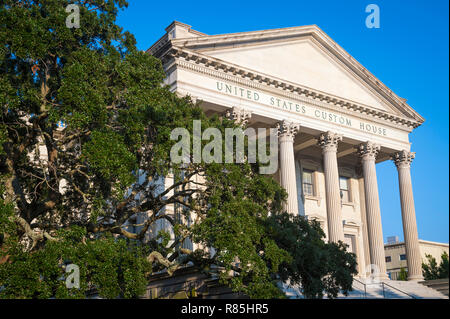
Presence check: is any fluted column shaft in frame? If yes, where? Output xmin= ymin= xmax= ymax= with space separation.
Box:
xmin=277 ymin=121 xmax=300 ymax=215
xmin=394 ymin=151 xmax=423 ymax=281
xmin=319 ymin=132 xmax=344 ymax=243
xmin=359 ymin=142 xmax=388 ymax=280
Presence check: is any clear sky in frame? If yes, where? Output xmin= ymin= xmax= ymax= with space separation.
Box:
xmin=116 ymin=0 xmax=449 ymax=243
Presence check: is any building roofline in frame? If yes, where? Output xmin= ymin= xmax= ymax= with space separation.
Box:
xmin=385 ymin=239 xmax=449 ymax=247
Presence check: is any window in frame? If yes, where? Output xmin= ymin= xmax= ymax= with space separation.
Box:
xmin=302 ymin=169 xmax=314 ymax=196
xmin=385 ymin=256 xmax=392 ymax=263
xmin=400 ymin=254 xmax=407 ymax=261
xmin=339 ymin=176 xmax=350 ymax=202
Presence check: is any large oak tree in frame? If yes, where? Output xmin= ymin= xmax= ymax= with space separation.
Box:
xmin=0 ymin=0 xmax=357 ymax=299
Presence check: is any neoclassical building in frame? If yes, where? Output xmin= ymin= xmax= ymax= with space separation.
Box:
xmin=147 ymin=21 xmax=425 ymax=281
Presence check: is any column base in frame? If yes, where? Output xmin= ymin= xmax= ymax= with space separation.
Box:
xmin=363 ymin=273 xmax=390 ymax=284
xmin=378 ymin=274 xmax=390 ymax=281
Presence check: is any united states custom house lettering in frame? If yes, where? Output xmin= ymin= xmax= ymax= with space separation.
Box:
xmin=270 ymin=96 xmax=306 ymax=113
xmin=314 ymin=110 xmax=352 ymax=127
xmin=150 ymin=21 xmax=426 ymax=291
xmin=359 ymin=122 xmax=387 ymax=136
xmin=216 ymin=81 xmax=259 ymax=101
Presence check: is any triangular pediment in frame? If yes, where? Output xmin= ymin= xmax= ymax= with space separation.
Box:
xmin=203 ymin=40 xmax=396 ymax=113
xmin=168 ymin=25 xmax=423 ymax=123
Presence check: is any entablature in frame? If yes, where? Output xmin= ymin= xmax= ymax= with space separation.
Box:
xmin=161 ymin=46 xmax=422 ymax=131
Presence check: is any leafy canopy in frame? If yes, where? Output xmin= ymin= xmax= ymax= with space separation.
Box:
xmin=0 ymin=0 xmax=357 ymax=299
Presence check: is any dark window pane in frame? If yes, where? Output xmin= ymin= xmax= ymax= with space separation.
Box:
xmin=339 ymin=176 xmax=350 ymax=202
xmin=302 ymin=169 xmax=314 ymax=196
xmin=303 ymin=170 xmax=313 ymax=184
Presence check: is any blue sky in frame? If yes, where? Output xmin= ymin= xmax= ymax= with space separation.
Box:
xmin=116 ymin=0 xmax=449 ymax=243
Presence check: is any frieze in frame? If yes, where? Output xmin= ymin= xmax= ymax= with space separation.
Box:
xmin=215 ymin=80 xmax=390 ymax=138
xmin=172 ymin=49 xmax=421 ymax=131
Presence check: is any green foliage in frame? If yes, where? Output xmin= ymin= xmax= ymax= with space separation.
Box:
xmin=0 ymin=0 xmax=358 ymax=299
xmin=264 ymin=212 xmax=357 ymax=298
xmin=191 ymin=160 xmax=291 ymax=298
xmin=0 ymin=227 xmax=151 ymax=299
xmin=0 ymin=197 xmax=15 ymax=236
xmin=83 ymin=130 xmax=137 ymax=191
xmin=440 ymin=252 xmax=449 ymax=279
xmin=422 ymin=252 xmax=449 ymax=280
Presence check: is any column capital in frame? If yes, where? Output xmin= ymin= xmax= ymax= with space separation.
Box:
xmin=358 ymin=141 xmax=381 ymax=161
xmin=224 ymin=106 xmax=252 ymax=126
xmin=318 ymin=131 xmax=342 ymax=153
xmin=392 ymin=150 xmax=415 ymax=169
xmin=276 ymin=120 xmax=300 ymax=141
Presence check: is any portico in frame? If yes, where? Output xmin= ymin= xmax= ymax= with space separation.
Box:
xmin=148 ymin=21 xmax=425 ymax=281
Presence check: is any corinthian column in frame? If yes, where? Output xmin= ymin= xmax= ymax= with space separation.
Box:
xmin=393 ymin=151 xmax=423 ymax=281
xmin=319 ymin=131 xmax=344 ymax=243
xmin=359 ymin=142 xmax=388 ymax=280
xmin=277 ymin=120 xmax=300 ymax=215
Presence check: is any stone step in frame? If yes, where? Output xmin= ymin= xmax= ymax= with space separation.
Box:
xmin=348 ymin=280 xmax=448 ymax=299
xmin=282 ymin=279 xmax=448 ymax=299
xmin=419 ymin=279 xmax=449 ymax=297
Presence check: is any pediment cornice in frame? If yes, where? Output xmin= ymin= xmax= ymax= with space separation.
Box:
xmin=162 ymin=46 xmax=421 ymax=131
xmin=150 ymin=24 xmax=424 ymax=127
